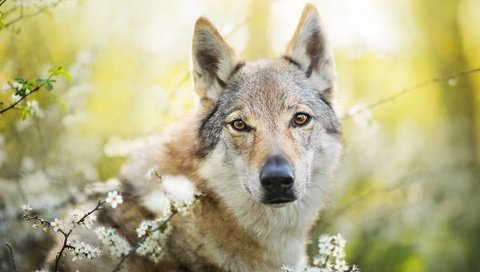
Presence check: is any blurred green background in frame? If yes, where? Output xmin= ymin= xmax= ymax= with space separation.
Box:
xmin=1 ymin=0 xmax=479 ymax=271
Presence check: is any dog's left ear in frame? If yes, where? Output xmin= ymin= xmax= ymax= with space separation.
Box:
xmin=285 ymin=4 xmax=336 ymax=100
xmin=192 ymin=17 xmax=241 ymax=109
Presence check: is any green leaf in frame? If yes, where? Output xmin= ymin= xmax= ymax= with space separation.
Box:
xmin=44 ymin=81 xmax=53 ymax=91
xmin=59 ymin=70 xmax=72 ymax=81
xmin=48 ymin=66 xmax=71 ymax=81
xmin=54 ymin=98 xmax=68 ymax=112
xmin=15 ymin=78 xmax=26 ymax=84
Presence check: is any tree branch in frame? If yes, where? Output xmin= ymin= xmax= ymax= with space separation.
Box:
xmin=111 ymin=193 xmax=203 ymax=271
xmin=0 ymin=85 xmax=42 ymax=114
xmin=24 ymin=200 xmax=105 ymax=272
xmin=111 ymin=211 xmax=177 ymax=272
xmin=4 ymin=242 xmax=18 ymax=272
xmin=3 ymin=0 xmax=65 ymax=28
xmin=344 ymin=67 xmax=480 ymax=120
xmin=53 ymin=200 xmax=105 ymax=272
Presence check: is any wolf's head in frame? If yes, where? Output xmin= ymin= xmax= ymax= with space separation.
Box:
xmin=193 ymin=5 xmax=341 ymax=207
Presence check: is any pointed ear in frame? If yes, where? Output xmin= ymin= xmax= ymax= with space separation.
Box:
xmin=285 ymin=4 xmax=336 ymax=100
xmin=192 ymin=17 xmax=241 ymax=108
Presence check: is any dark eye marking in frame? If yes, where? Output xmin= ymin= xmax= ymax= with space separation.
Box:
xmin=318 ymin=93 xmax=333 ymax=110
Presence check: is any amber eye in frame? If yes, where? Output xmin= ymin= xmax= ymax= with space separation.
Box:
xmin=292 ymin=113 xmax=311 ymax=127
xmin=231 ymin=119 xmax=248 ymax=131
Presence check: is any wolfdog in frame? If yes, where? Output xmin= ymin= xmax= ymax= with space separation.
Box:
xmin=50 ymin=4 xmax=341 ymax=271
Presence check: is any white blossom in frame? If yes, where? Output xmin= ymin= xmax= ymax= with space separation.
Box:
xmin=11 ymin=81 xmax=22 ymax=90
xmin=136 ymin=220 xmax=153 ymax=238
xmin=26 ymin=100 xmax=45 ymax=119
xmin=83 ymin=214 xmax=96 ymax=229
xmin=22 ymin=204 xmax=33 ymax=211
xmin=283 ymin=233 xmax=359 ymax=272
xmin=135 ymin=222 xmax=172 ymax=263
xmin=95 ymin=226 xmax=131 ymax=258
xmin=70 ymin=249 xmax=83 ymax=262
xmin=106 ymin=191 xmax=123 ymax=208
xmin=280 ymin=265 xmax=295 ymax=272
xmin=11 ymin=93 xmax=22 ymax=103
xmin=334 ymin=259 xmax=349 ymax=272
xmin=50 ymin=218 xmax=62 ymax=232
xmin=67 ymin=236 xmax=101 ymax=261
xmin=305 ymin=267 xmax=322 ymax=272
xmin=64 ymin=210 xmax=82 ymax=230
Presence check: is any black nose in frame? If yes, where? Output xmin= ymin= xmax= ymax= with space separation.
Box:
xmin=260 ymin=155 xmax=294 ymax=193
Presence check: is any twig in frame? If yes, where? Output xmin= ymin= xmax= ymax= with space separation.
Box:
xmin=343 ymin=67 xmax=480 ymax=120
xmin=53 ymin=200 xmax=105 ymax=272
xmin=4 ymin=242 xmax=18 ymax=272
xmin=78 ymin=200 xmax=105 ymax=225
xmin=3 ymin=0 xmax=65 ymax=28
xmin=111 ymin=211 xmax=177 ymax=272
xmin=0 ymin=85 xmax=41 ymax=114
xmin=111 ymin=193 xmax=203 ymax=271
xmin=320 ymin=161 xmax=477 ymax=227
xmin=4 ymin=8 xmax=47 ymax=28
xmin=0 ymin=0 xmax=7 ymax=7
xmin=24 ymin=200 xmax=105 ymax=272
xmin=1 ymin=69 xmax=59 ymax=115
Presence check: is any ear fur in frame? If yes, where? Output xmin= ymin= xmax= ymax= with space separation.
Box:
xmin=192 ymin=17 xmax=240 ymax=108
xmin=285 ymin=4 xmax=336 ymax=99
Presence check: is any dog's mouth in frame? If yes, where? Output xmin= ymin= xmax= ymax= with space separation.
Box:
xmin=261 ymin=192 xmax=297 ymax=206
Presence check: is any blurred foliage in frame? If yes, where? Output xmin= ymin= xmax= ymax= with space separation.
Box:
xmin=0 ymin=0 xmax=479 ymax=271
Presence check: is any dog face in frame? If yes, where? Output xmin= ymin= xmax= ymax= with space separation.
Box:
xmin=193 ymin=5 xmax=341 ymax=206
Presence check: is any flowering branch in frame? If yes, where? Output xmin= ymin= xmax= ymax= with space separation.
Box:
xmin=344 ymin=66 xmax=480 ymax=120
xmin=111 ymin=212 xmax=176 ymax=272
xmin=0 ymin=84 xmax=42 ymax=114
xmin=22 ymin=198 xmax=106 ymax=271
xmin=1 ymin=66 xmax=71 ymax=116
xmin=111 ymin=190 xmax=203 ymax=272
xmin=281 ymin=233 xmax=359 ymax=272
xmin=54 ymin=200 xmax=104 ymax=271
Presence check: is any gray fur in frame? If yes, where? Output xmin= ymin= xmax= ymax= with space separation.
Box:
xmin=198 ymin=58 xmax=340 ymax=158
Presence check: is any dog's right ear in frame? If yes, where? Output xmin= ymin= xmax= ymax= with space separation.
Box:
xmin=192 ymin=17 xmax=240 ymax=109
